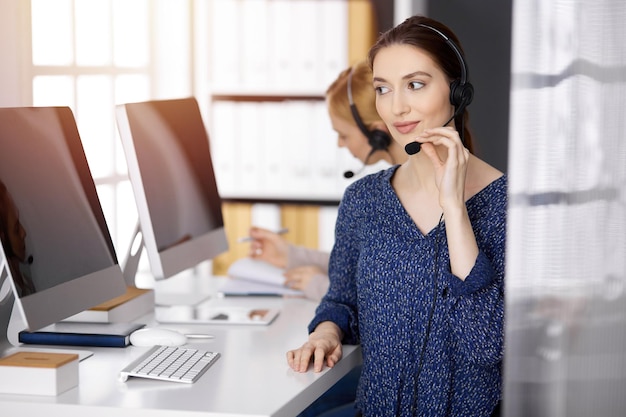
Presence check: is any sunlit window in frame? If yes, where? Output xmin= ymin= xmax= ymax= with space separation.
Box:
xmin=29 ymin=0 xmax=152 ymax=258
xmin=112 ymin=0 xmax=150 ymax=68
xmin=33 ymin=76 xmax=74 ymax=107
xmin=75 ymin=0 xmax=111 ymax=66
xmin=31 ymin=0 xmax=73 ymax=66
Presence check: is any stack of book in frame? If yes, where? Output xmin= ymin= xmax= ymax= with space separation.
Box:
xmin=64 ymin=286 xmax=154 ymax=323
xmin=0 ymin=351 xmax=79 ymax=395
xmin=19 ymin=322 xmax=146 ymax=348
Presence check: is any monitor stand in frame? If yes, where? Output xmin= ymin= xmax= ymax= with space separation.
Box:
xmin=122 ymin=222 xmax=145 ymax=287
xmin=63 ymin=223 xmax=155 ymax=323
xmin=0 ymin=264 xmax=15 ymax=357
xmin=1 ymin=264 xmax=93 ymax=360
xmin=124 ymin=223 xmax=213 ymax=308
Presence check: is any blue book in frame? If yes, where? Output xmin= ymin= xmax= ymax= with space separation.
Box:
xmin=19 ymin=322 xmax=146 ymax=348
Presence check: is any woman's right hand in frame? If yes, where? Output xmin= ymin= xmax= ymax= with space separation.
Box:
xmin=286 ymin=321 xmax=343 ymax=373
xmin=247 ymin=227 xmax=289 ymax=268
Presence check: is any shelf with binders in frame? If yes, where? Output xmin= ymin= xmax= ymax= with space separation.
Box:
xmin=207 ymin=0 xmax=349 ymax=95
xmin=208 ymin=96 xmax=357 ymax=202
xmin=198 ymin=0 xmax=383 ymax=275
xmin=203 ymin=0 xmax=354 ymax=202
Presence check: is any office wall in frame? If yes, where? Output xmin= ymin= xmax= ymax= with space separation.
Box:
xmin=371 ymin=0 xmax=395 ymax=31
xmin=424 ymin=0 xmax=513 ymax=173
xmin=394 ymin=1 xmax=513 ymax=173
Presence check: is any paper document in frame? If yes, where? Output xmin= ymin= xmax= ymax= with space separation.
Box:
xmin=222 ymin=258 xmax=304 ymax=296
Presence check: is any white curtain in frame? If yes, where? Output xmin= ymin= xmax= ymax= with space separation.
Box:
xmin=504 ymin=1 xmax=626 ymax=416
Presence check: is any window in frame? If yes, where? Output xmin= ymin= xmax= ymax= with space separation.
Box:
xmin=28 ymin=0 xmax=191 ymax=261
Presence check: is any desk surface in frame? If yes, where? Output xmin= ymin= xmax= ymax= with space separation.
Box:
xmin=1 ymin=276 xmax=362 ymax=417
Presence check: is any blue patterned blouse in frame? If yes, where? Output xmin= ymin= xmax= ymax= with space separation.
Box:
xmin=309 ymin=165 xmax=507 ymax=416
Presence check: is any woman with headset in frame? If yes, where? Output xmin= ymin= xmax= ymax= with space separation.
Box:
xmin=286 ymin=15 xmax=506 ymax=417
xmin=247 ymin=60 xmax=407 ymax=302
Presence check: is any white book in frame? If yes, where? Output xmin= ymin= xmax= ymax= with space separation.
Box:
xmin=0 ymin=351 xmax=78 ymax=396
xmin=240 ymin=0 xmax=269 ymax=88
xmin=267 ymin=0 xmax=294 ymax=89
xmin=210 ymin=101 xmax=238 ymax=195
xmin=292 ymin=0 xmax=320 ymax=91
xmin=210 ymin=0 xmax=241 ymax=88
xmin=319 ymin=0 xmax=349 ymax=87
xmin=221 ymin=257 xmax=303 ymax=297
xmin=260 ymin=101 xmax=286 ymax=194
xmin=64 ymin=286 xmax=154 ymax=323
xmin=237 ymin=102 xmax=262 ymax=195
xmin=312 ymin=100 xmax=343 ymax=199
xmin=282 ymin=101 xmax=314 ymax=197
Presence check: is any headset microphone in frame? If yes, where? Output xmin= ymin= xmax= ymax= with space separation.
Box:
xmin=344 ymin=148 xmax=376 ymax=179
xmin=404 ymin=103 xmax=467 ymax=156
xmin=405 ymin=142 xmax=421 ymax=156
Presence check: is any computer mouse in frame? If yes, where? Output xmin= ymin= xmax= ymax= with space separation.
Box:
xmin=129 ymin=328 xmax=187 ymax=347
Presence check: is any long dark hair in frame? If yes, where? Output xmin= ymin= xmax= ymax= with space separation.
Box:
xmin=368 ymin=15 xmax=474 ymax=153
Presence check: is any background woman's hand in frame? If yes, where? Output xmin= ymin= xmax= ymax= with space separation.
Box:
xmin=283 ymin=265 xmax=325 ymax=290
xmin=248 ymin=227 xmax=289 ymax=268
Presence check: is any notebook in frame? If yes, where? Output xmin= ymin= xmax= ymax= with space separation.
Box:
xmin=19 ymin=322 xmax=146 ymax=348
xmin=220 ymin=258 xmax=303 ymax=297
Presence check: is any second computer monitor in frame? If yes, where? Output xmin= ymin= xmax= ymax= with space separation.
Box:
xmin=116 ymin=97 xmax=228 ymax=280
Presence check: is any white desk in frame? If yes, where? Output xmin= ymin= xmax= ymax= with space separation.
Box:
xmin=1 ymin=277 xmax=362 ymax=416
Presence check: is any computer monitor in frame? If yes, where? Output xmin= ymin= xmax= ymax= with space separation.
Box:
xmin=115 ymin=97 xmax=228 ymax=283
xmin=0 ymin=106 xmax=127 ymax=356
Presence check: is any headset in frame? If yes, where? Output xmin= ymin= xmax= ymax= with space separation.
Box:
xmin=343 ymin=67 xmax=394 ymax=178
xmin=405 ymin=23 xmax=474 ymax=155
xmin=419 ymin=24 xmax=474 ymax=118
xmin=347 ymin=67 xmax=392 ymax=153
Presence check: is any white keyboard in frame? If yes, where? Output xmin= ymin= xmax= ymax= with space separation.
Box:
xmin=120 ymin=345 xmax=220 ymax=383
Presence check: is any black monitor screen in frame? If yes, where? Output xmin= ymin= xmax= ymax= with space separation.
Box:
xmin=0 ymin=106 xmax=125 ymax=330
xmin=116 ymin=97 xmax=227 ymax=279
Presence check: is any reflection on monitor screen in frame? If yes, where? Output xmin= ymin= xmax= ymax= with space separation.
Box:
xmin=0 ymin=106 xmax=126 ymax=343
xmin=116 ymin=97 xmax=228 ymax=281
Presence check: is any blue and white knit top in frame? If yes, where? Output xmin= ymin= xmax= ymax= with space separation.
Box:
xmin=309 ymin=165 xmax=507 ymax=416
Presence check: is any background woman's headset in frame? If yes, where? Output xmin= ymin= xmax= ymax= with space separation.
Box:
xmin=343 ymin=67 xmax=393 ymax=178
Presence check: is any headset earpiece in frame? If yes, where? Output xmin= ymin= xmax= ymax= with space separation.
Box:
xmin=449 ymin=79 xmax=474 ymax=110
xmin=347 ymin=68 xmax=391 ymax=152
xmin=367 ymin=128 xmax=392 ymax=151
